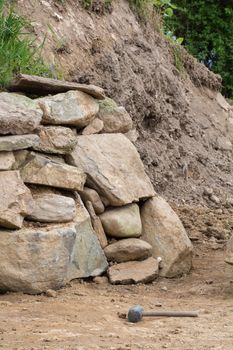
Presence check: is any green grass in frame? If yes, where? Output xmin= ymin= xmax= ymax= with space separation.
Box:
xmin=0 ymin=0 xmax=53 ymax=88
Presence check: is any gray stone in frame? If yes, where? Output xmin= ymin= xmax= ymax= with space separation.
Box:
xmin=108 ymin=257 xmax=159 ymax=285
xmin=79 ymin=187 xmax=105 ymax=214
xmin=0 ymin=171 xmax=34 ymax=229
xmin=141 ymin=196 xmax=193 ymax=278
xmin=225 ymin=235 xmax=233 ymax=265
xmin=37 ymin=90 xmax=99 ymax=128
xmin=27 ymin=194 xmax=76 ymax=223
xmin=0 ymin=152 xmax=15 ymax=170
xmin=82 ymin=118 xmax=104 ymax=135
xmin=33 ymin=126 xmax=77 ymax=154
xmin=67 ymin=134 xmax=155 ymax=206
xmin=68 ymin=197 xmax=108 ymax=280
xmin=97 ymin=98 xmax=133 ymax=133
xmin=20 ymin=152 xmax=86 ymax=191
xmin=0 ymin=92 xmax=42 ymax=135
xmin=0 ymin=225 xmax=76 ymax=294
xmin=104 ymin=238 xmax=152 ymax=262
xmin=0 ymin=134 xmax=40 ymax=151
xmin=100 ymin=204 xmax=142 ymax=238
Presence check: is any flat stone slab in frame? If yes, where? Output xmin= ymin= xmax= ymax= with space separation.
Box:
xmin=0 ymin=134 xmax=40 ymax=151
xmin=0 ymin=171 xmax=34 ymax=229
xmin=37 ymin=90 xmax=99 ymax=128
xmin=0 ymin=152 xmax=15 ymax=170
xmin=20 ymin=152 xmax=86 ymax=191
xmin=104 ymin=238 xmax=152 ymax=262
xmin=33 ymin=126 xmax=77 ymax=154
xmin=108 ymin=257 xmax=159 ymax=284
xmin=100 ymin=204 xmax=142 ymax=238
xmin=27 ymin=194 xmax=76 ymax=223
xmin=141 ymin=196 xmax=193 ymax=278
xmin=67 ymin=134 xmax=155 ymax=206
xmin=0 ymin=92 xmax=42 ymax=135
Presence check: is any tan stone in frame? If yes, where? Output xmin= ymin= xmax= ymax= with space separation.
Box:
xmin=104 ymin=238 xmax=152 ymax=262
xmin=100 ymin=204 xmax=142 ymax=238
xmin=0 ymin=92 xmax=42 ymax=135
xmin=34 ymin=126 xmax=77 ymax=154
xmin=225 ymin=236 xmax=233 ymax=265
xmin=82 ymin=118 xmax=104 ymax=135
xmin=141 ymin=196 xmax=193 ymax=277
xmin=0 ymin=134 xmax=40 ymax=152
xmin=20 ymin=152 xmax=86 ymax=191
xmin=37 ymin=90 xmax=99 ymax=128
xmin=0 ymin=224 xmax=76 ymax=294
xmin=108 ymin=257 xmax=159 ymax=284
xmin=0 ymin=152 xmax=15 ymax=170
xmin=67 ymin=134 xmax=155 ymax=206
xmin=0 ymin=171 xmax=34 ymax=229
xmin=27 ymin=194 xmax=76 ymax=223
xmin=98 ymin=98 xmax=133 ymax=133
xmin=79 ymin=187 xmax=105 ymax=214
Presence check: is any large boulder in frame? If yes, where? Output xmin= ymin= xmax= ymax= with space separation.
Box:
xmin=37 ymin=91 xmax=99 ymax=128
xmin=141 ymin=196 xmax=193 ymax=277
xmin=33 ymin=126 xmax=77 ymax=154
xmin=108 ymin=257 xmax=159 ymax=284
xmin=0 ymin=171 xmax=34 ymax=229
xmin=104 ymin=238 xmax=152 ymax=262
xmin=20 ymin=152 xmax=86 ymax=191
xmin=225 ymin=235 xmax=233 ymax=265
xmin=68 ymin=198 xmax=108 ymax=280
xmin=0 ymin=152 xmax=15 ymax=170
xmin=0 ymin=134 xmax=40 ymax=151
xmin=0 ymin=92 xmax=42 ymax=135
xmin=27 ymin=194 xmax=76 ymax=223
xmin=67 ymin=134 xmax=155 ymax=206
xmin=0 ymin=225 xmax=76 ymax=294
xmin=97 ymin=98 xmax=133 ymax=133
xmin=100 ymin=204 xmax=142 ymax=238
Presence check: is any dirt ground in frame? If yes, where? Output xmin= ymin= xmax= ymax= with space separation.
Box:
xmin=0 ymin=207 xmax=232 ymax=350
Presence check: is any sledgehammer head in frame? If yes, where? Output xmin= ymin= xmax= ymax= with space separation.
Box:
xmin=127 ymin=305 xmax=144 ymax=323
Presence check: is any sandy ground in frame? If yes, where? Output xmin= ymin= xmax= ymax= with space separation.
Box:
xmin=0 ymin=237 xmax=232 ymax=350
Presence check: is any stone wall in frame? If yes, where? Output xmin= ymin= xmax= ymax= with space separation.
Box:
xmin=0 ymin=86 xmax=193 ymax=294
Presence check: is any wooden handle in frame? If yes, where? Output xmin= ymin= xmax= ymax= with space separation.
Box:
xmin=143 ymin=311 xmax=198 ymax=317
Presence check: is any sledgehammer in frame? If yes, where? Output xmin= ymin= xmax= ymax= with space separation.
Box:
xmin=127 ymin=305 xmax=198 ymax=323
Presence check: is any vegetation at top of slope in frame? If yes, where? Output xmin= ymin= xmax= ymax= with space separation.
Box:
xmin=166 ymin=0 xmax=233 ymax=97
xmin=0 ymin=0 xmax=56 ymax=89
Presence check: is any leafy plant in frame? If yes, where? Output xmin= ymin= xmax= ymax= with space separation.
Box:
xmin=0 ymin=0 xmax=53 ymax=88
xmin=166 ymin=0 xmax=233 ymax=96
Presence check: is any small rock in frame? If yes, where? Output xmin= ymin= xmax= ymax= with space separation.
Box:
xmin=203 ymin=187 xmax=213 ymax=196
xmin=45 ymin=289 xmax=57 ymax=298
xmin=93 ymin=276 xmax=109 ymax=284
xmin=161 ymin=286 xmax=168 ymax=291
xmin=82 ymin=118 xmax=104 ymax=135
xmin=210 ymin=195 xmax=220 ymax=204
xmin=225 ymin=235 xmax=233 ymax=265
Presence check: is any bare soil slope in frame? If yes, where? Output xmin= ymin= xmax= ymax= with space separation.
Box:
xmin=16 ymin=0 xmax=233 ymax=206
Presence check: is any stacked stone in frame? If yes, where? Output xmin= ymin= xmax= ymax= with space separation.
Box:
xmin=0 ymin=87 xmax=193 ymax=294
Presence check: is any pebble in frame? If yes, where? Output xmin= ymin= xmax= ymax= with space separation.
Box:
xmin=45 ymin=289 xmax=57 ymax=298
xmin=210 ymin=195 xmax=220 ymax=204
xmin=93 ymin=276 xmax=109 ymax=284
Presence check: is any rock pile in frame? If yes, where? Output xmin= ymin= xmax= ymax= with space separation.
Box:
xmin=0 ymin=85 xmax=193 ymax=294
